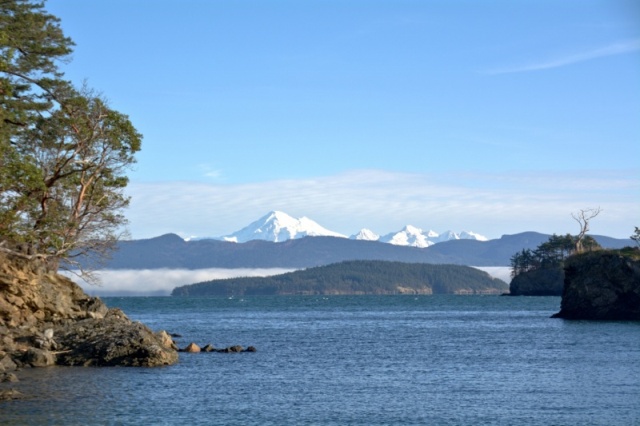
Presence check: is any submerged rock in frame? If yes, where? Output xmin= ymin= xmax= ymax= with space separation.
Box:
xmin=0 ymin=389 xmax=25 ymax=401
xmin=182 ymin=342 xmax=201 ymax=353
xmin=22 ymin=347 xmax=56 ymax=367
xmin=552 ymin=251 xmax=640 ymax=320
xmin=0 ymin=373 xmax=18 ymax=383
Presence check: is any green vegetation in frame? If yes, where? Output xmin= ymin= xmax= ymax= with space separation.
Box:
xmin=1 ymin=1 xmax=140 ymax=273
xmin=510 ymin=233 xmax=600 ymax=278
xmin=171 ymin=260 xmax=508 ymax=296
xmin=611 ymin=246 xmax=640 ymax=261
xmin=631 ymin=227 xmax=640 ymax=248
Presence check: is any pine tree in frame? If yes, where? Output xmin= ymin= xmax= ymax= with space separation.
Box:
xmin=1 ymin=1 xmax=141 ymax=274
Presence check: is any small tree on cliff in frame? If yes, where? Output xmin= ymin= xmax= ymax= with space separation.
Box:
xmin=571 ymin=207 xmax=601 ymax=253
xmin=631 ymin=227 xmax=640 ymax=248
xmin=0 ymin=0 xmax=141 ymax=273
xmin=510 ymin=233 xmax=601 ymax=278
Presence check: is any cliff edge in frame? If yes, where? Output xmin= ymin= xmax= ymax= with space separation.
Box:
xmin=552 ymin=250 xmax=640 ymax=320
xmin=508 ymin=266 xmax=564 ymax=296
xmin=0 ymin=251 xmax=178 ymax=396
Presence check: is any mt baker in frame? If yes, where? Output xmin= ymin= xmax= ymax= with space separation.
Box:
xmin=211 ymin=211 xmax=487 ymax=248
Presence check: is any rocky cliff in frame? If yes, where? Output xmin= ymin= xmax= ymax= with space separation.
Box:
xmin=552 ymin=250 xmax=640 ymax=320
xmin=508 ymin=266 xmax=564 ymax=296
xmin=0 ymin=252 xmax=178 ymax=398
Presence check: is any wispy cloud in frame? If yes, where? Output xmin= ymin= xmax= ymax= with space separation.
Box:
xmin=486 ymin=39 xmax=640 ymax=75
xmin=125 ymin=169 xmax=639 ymax=240
xmin=196 ymin=164 xmax=224 ymax=180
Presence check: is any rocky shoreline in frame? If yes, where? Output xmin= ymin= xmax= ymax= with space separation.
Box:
xmin=0 ymin=251 xmax=260 ymax=401
xmin=0 ymin=252 xmax=180 ymax=400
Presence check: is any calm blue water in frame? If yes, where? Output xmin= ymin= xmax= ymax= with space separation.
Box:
xmin=2 ymin=295 xmax=639 ymax=425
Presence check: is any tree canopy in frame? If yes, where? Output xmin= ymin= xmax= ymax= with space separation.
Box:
xmin=631 ymin=227 xmax=640 ymax=248
xmin=510 ymin=233 xmax=600 ymax=278
xmin=1 ymin=0 xmax=141 ymax=272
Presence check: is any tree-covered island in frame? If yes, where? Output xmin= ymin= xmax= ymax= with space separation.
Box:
xmin=172 ymin=260 xmax=509 ymax=296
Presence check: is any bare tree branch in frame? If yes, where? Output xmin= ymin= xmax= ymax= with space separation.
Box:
xmin=571 ymin=207 xmax=602 ymax=253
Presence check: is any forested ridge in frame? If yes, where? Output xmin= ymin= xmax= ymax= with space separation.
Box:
xmin=171 ymin=260 xmax=508 ymax=296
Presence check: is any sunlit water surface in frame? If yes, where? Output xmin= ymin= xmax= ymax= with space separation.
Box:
xmin=2 ymin=295 xmax=639 ymax=425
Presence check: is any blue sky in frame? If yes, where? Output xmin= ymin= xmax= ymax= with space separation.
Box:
xmin=47 ymin=0 xmax=639 ymax=239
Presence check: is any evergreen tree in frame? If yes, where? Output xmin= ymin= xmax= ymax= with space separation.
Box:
xmin=1 ymin=1 xmax=141 ymax=273
xmin=631 ymin=227 xmax=640 ymax=248
xmin=510 ymin=233 xmax=601 ymax=278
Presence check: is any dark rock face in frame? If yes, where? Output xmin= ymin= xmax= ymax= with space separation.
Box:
xmin=0 ymin=252 xmax=178 ymax=370
xmin=552 ymin=251 xmax=640 ymax=320
xmin=54 ymin=309 xmax=178 ymax=367
xmin=509 ymin=266 xmax=564 ymax=296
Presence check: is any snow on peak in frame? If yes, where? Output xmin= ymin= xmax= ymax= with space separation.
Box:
xmin=376 ymin=226 xmax=487 ymax=248
xmin=221 ymin=211 xmax=347 ymax=243
xmin=350 ymin=229 xmax=380 ymax=241
xmin=434 ymin=230 xmax=460 ymax=243
xmin=459 ymin=230 xmax=488 ymax=241
xmin=380 ymin=225 xmax=434 ymax=248
xmin=216 ymin=211 xmax=489 ymax=246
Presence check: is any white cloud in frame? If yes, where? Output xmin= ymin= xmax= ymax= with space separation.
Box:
xmin=63 ymin=268 xmax=296 ymax=296
xmin=62 ymin=266 xmax=513 ymax=296
xmin=486 ymin=39 xmax=640 ymax=75
xmin=196 ymin=164 xmax=223 ymax=179
xmin=125 ymin=169 xmax=639 ymax=240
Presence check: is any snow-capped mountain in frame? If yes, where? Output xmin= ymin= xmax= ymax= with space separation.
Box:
xmin=350 ymin=229 xmax=380 ymax=241
xmin=379 ymin=225 xmax=437 ymax=248
xmin=430 ymin=230 xmax=490 ymax=243
xmin=433 ymin=230 xmax=460 ymax=243
xmin=459 ymin=231 xmax=488 ymax=241
xmin=217 ymin=211 xmax=487 ymax=246
xmin=221 ymin=211 xmax=347 ymax=243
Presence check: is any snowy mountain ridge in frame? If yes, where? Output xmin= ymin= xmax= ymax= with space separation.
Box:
xmin=221 ymin=211 xmax=347 ymax=243
xmin=214 ymin=211 xmax=488 ymax=247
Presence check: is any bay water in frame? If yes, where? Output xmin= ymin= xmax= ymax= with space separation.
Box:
xmin=1 ymin=295 xmax=639 ymax=425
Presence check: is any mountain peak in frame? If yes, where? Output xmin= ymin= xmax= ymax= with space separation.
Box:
xmin=380 ymin=225 xmax=434 ymax=248
xmin=350 ymin=229 xmax=380 ymax=241
xmin=459 ymin=230 xmax=488 ymax=241
xmin=216 ymin=211 xmax=488 ymax=246
xmin=222 ymin=211 xmax=347 ymax=243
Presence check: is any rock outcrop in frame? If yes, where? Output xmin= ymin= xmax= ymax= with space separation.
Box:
xmin=0 ymin=252 xmax=178 ymax=376
xmin=552 ymin=251 xmax=640 ymax=320
xmin=179 ymin=342 xmax=257 ymax=353
xmin=509 ymin=266 xmax=564 ymax=296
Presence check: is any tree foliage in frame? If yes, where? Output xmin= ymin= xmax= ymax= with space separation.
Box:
xmin=1 ymin=1 xmax=141 ymax=272
xmin=631 ymin=227 xmax=640 ymax=248
xmin=510 ymin=233 xmax=600 ymax=278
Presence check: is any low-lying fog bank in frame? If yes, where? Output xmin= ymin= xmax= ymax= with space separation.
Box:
xmin=62 ymin=268 xmax=296 ymax=297
xmin=63 ymin=266 xmax=512 ymax=297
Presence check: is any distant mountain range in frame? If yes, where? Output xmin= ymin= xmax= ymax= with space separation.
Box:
xmin=87 ymin=231 xmax=633 ymax=271
xmin=199 ymin=210 xmax=488 ymax=248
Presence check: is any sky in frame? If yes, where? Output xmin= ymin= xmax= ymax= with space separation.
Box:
xmin=46 ymin=0 xmax=640 ymax=240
